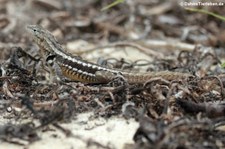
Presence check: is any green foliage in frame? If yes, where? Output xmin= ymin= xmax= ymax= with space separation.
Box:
xmin=185 ymin=8 xmax=225 ymax=21
xmin=101 ymin=0 xmax=125 ymax=11
xmin=221 ymin=62 xmax=225 ymax=68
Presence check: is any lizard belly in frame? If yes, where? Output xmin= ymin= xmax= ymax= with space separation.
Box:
xmin=60 ymin=65 xmax=99 ymax=83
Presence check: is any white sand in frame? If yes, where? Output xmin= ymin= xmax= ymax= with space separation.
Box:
xmin=0 ymin=112 xmax=139 ymax=149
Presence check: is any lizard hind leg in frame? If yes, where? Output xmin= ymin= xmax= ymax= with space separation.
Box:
xmin=95 ymin=70 xmax=128 ymax=84
xmin=95 ymin=70 xmax=116 ymax=83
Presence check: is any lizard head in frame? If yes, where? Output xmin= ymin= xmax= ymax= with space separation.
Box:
xmin=26 ymin=25 xmax=56 ymax=53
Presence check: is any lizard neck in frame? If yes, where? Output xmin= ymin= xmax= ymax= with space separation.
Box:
xmin=42 ymin=36 xmax=67 ymax=57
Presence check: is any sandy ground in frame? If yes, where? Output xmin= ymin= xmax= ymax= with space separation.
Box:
xmin=0 ymin=42 xmax=148 ymax=149
xmin=0 ymin=112 xmax=139 ymax=149
xmin=0 ymin=38 xmax=148 ymax=149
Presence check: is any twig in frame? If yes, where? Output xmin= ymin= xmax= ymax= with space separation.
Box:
xmin=77 ymin=41 xmax=163 ymax=58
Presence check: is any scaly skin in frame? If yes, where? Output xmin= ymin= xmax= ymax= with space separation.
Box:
xmin=26 ymin=25 xmax=194 ymax=84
